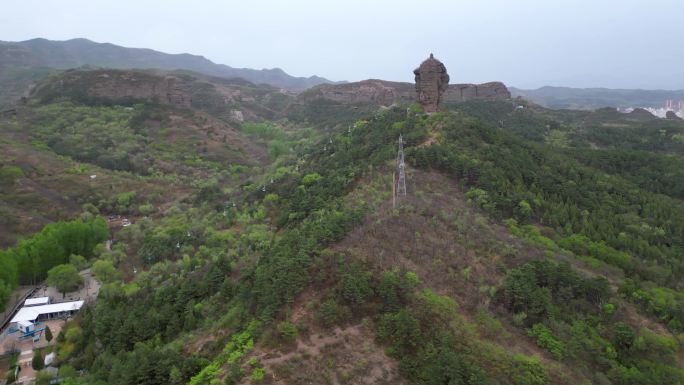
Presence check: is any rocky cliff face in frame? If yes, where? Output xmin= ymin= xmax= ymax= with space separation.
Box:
xmin=31 ymin=69 xmax=195 ymax=106
xmin=445 ymin=82 xmax=511 ymax=102
xmin=28 ymin=69 xmax=511 ymax=127
xmin=299 ymin=80 xmax=413 ymax=105
xmin=28 ymin=69 xmax=297 ymax=121
xmin=298 ymin=79 xmax=510 ymax=106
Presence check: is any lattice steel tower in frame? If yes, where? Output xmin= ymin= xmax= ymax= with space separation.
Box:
xmin=396 ymin=135 xmax=407 ymax=197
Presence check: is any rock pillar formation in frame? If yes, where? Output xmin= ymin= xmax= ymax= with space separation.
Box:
xmin=413 ymin=53 xmax=449 ymax=113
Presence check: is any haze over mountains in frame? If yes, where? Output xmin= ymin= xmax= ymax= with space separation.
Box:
xmin=511 ymin=86 xmax=684 ymax=110
xmin=2 ymin=38 xmax=684 ymax=113
xmin=4 ymin=38 xmax=339 ymax=88
xmin=0 ymin=38 xmax=339 ymax=107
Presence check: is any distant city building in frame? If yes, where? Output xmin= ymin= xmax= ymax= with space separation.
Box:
xmin=663 ymin=100 xmax=684 ymax=118
xmin=621 ymin=100 xmax=684 ymax=119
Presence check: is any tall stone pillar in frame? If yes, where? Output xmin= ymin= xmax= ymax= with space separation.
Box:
xmin=413 ymin=54 xmax=449 ymax=113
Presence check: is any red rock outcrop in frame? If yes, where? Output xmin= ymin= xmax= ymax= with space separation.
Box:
xmin=413 ymin=54 xmax=450 ymax=113
xmin=297 ymin=80 xmax=510 ymax=106
xmin=31 ymin=69 xmax=194 ymax=107
xmin=445 ymin=82 xmax=511 ymax=101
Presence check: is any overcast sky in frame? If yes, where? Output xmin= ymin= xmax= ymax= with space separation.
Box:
xmin=2 ymin=0 xmax=683 ymax=89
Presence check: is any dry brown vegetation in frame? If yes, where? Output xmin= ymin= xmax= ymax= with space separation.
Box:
xmin=242 ymin=323 xmax=405 ymax=385
xmin=0 ymin=135 xmax=178 ymax=246
xmin=223 ymin=167 xmax=595 ymax=383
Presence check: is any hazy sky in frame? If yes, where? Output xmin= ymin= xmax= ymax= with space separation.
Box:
xmin=2 ymin=0 xmax=683 ymax=89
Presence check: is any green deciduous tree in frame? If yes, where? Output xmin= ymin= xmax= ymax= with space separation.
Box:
xmin=69 ymin=254 xmax=88 ymax=270
xmin=47 ymin=264 xmax=83 ymax=298
xmin=92 ymin=259 xmax=120 ymax=283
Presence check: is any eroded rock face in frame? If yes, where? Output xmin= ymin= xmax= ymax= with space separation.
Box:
xmin=297 ymin=80 xmax=510 ymax=107
xmin=31 ymin=69 xmax=194 ymax=107
xmin=297 ymin=55 xmax=509 ymax=109
xmin=413 ymin=54 xmax=450 ymax=113
xmin=28 ymin=69 xmax=299 ymax=122
xmin=299 ymin=80 xmax=413 ymax=105
xmin=445 ymin=82 xmax=511 ymax=101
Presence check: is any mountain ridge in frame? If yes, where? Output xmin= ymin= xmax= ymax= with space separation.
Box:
xmin=1 ymin=37 xmax=339 ymax=89
xmin=0 ymin=37 xmax=341 ymax=109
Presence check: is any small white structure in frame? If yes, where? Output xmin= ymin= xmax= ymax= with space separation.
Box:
xmin=17 ymin=320 xmax=34 ymax=334
xmin=24 ymin=297 xmax=50 ymax=307
xmin=44 ymin=352 xmax=56 ymax=366
xmin=10 ymin=300 xmax=84 ymax=325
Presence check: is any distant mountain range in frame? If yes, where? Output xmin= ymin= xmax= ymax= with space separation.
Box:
xmin=511 ymin=86 xmax=684 ymax=110
xmin=4 ymin=38 xmax=684 ymax=112
xmin=0 ymin=38 xmax=339 ymax=107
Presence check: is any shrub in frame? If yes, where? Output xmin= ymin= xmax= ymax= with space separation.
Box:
xmin=465 ymin=188 xmax=492 ymax=210
xmin=32 ymin=350 xmax=44 ymax=370
xmin=302 ymin=172 xmax=322 ymax=185
xmin=68 ymin=254 xmax=88 ymax=270
xmin=0 ymin=165 xmax=24 ymax=185
xmin=277 ymin=321 xmax=298 ymax=343
xmin=339 ymin=262 xmax=373 ymax=307
xmin=528 ymin=323 xmax=566 ymax=360
xmin=518 ymin=200 xmax=533 ymax=218
xmin=319 ymin=300 xmax=338 ymax=327
xmin=250 ymin=367 xmax=266 ymax=381
xmin=138 ymin=203 xmax=155 ymax=215
xmin=511 ymin=354 xmax=549 ymax=385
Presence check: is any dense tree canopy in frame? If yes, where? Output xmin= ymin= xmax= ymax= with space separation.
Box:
xmin=0 ymin=217 xmax=107 ymax=310
xmin=48 ymin=264 xmax=83 ymax=297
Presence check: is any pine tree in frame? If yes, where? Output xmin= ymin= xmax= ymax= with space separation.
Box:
xmin=45 ymin=326 xmax=53 ymax=343
xmin=32 ymin=350 xmax=44 ymax=370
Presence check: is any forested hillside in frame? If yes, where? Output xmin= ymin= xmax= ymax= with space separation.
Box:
xmin=1 ymin=71 xmax=683 ymax=385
